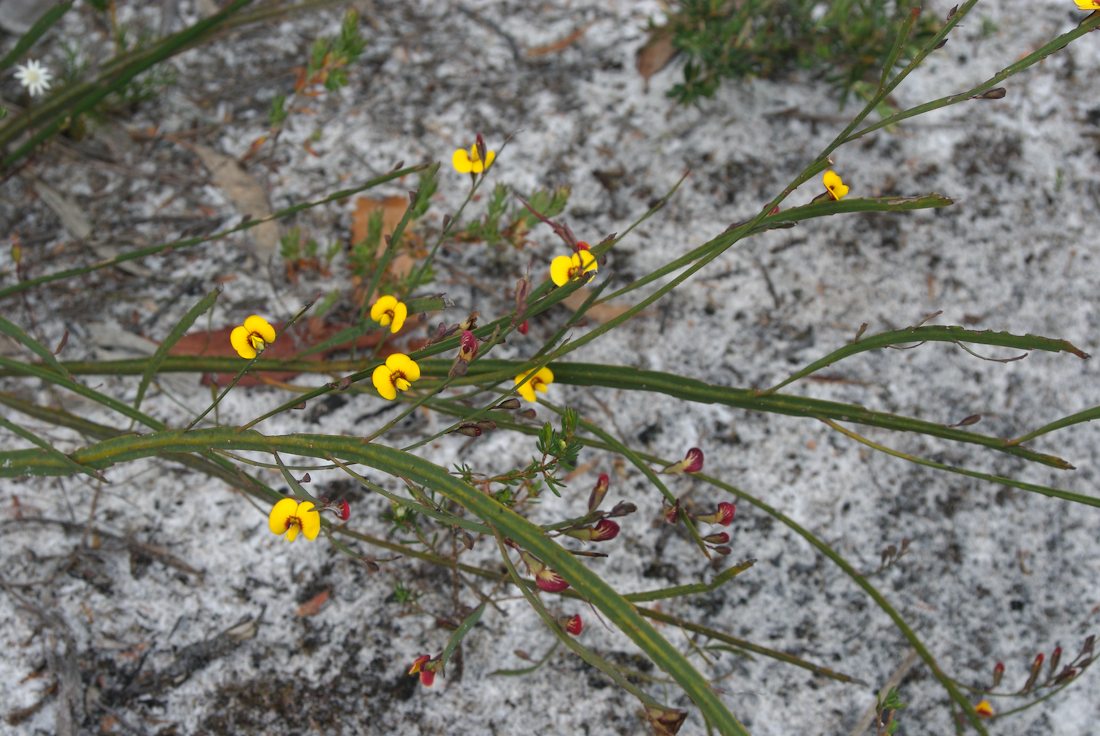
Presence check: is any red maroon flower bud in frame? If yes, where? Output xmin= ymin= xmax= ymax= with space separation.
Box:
xmin=769 ymin=205 xmax=780 ymax=215
xmin=663 ymin=498 xmax=681 ymax=524
xmin=695 ymin=501 xmax=735 ymax=526
xmin=1049 ymin=646 xmax=1062 ymax=675
xmin=565 ymin=614 xmax=583 ymax=636
xmin=683 ymin=447 xmax=704 ymax=473
xmin=459 ymin=330 xmax=478 ymax=362
xmin=992 ymin=661 xmax=1005 ymax=688
xmin=588 ymin=472 xmax=610 ymax=513
xmin=535 ymin=568 xmax=570 ymax=593
xmin=517 ymin=319 xmax=529 ymax=335
xmin=338 ymin=499 xmax=351 ymax=522
xmin=713 ymin=545 xmax=732 ymax=556
xmin=662 ymin=447 xmax=704 ymax=474
xmin=592 ymin=518 xmax=620 ymax=541
xmin=703 ymin=531 xmax=730 ymax=545
xmin=575 ymin=240 xmax=590 ymax=251
xmin=717 ymin=501 xmax=735 ymax=525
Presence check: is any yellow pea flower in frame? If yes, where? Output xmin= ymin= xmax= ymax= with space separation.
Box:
xmin=974 ymin=700 xmax=994 ymax=718
xmin=823 ymin=170 xmax=849 ymax=201
xmin=1074 ymin=0 xmax=1099 ymax=9
xmin=372 ymin=353 xmax=421 ymax=400
xmin=268 ymin=498 xmax=321 ymax=542
xmin=515 ymin=366 xmax=554 ymax=402
xmin=452 ymin=144 xmax=495 ymax=174
xmin=549 ymin=250 xmax=598 ymax=288
xmin=230 ymin=314 xmax=276 ymax=360
xmin=370 ymin=294 xmax=408 ymax=333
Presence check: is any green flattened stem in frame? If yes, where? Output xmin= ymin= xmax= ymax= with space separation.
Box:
xmin=0 ymin=429 xmax=749 ymax=735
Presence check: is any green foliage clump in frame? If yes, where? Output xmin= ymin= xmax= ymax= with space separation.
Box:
xmin=661 ymin=0 xmax=938 ymax=105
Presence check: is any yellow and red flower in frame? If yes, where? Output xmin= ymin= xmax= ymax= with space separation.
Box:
xmin=409 ymin=655 xmax=437 ymax=686
xmin=452 ymin=141 xmax=495 ymax=174
xmin=514 ymin=366 xmax=554 ymax=403
xmin=549 ymin=249 xmax=597 ymax=287
xmin=370 ymin=295 xmax=408 ymax=333
xmin=230 ymin=315 xmax=276 ymax=360
xmin=372 ymin=353 xmax=421 ymax=400
xmin=268 ymin=498 xmax=321 ymax=542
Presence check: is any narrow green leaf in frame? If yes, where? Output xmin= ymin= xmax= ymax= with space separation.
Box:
xmin=439 ymin=602 xmax=485 ymax=670
xmin=0 ymin=2 xmax=73 ymax=71
xmin=0 ymin=315 xmax=70 ymax=378
xmin=0 ymin=415 xmax=103 ymax=481
xmin=761 ymin=324 xmax=1089 ymax=395
xmin=134 ymin=287 xmax=220 ymax=411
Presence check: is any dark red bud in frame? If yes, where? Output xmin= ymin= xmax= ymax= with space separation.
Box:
xmin=338 ymin=500 xmax=351 ymax=521
xmin=565 ymin=614 xmax=583 ymax=636
xmin=992 ymin=661 xmax=1005 ymax=688
xmin=588 ymin=472 xmax=610 ymax=512
xmin=703 ymin=532 xmax=730 ymax=545
xmin=683 ymin=447 xmax=704 ymax=473
xmin=593 ymin=519 xmax=620 ymax=542
xmin=717 ymin=501 xmax=735 ymax=525
xmin=576 ymin=241 xmax=590 ymax=251
xmin=518 ymin=320 xmax=529 ymax=335
xmin=713 ymin=545 xmax=732 ymax=556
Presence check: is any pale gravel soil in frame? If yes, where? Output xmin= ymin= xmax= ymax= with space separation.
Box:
xmin=1 ymin=1 xmax=1098 ymax=734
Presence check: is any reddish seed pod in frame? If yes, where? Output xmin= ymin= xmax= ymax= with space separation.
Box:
xmin=565 ymin=614 xmax=583 ymax=636
xmin=703 ymin=532 xmax=730 ymax=545
xmin=607 ymin=501 xmax=637 ymax=518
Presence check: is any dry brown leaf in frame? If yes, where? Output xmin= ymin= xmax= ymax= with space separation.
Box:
xmin=561 ymin=287 xmax=635 ymax=324
xmin=636 ymin=26 xmax=678 ymax=86
xmin=526 ymin=24 xmax=591 ymax=57
xmin=351 ymin=195 xmax=415 ymax=278
xmin=296 ymin=589 xmax=330 ymax=617
xmin=191 ymin=144 xmax=279 ymax=260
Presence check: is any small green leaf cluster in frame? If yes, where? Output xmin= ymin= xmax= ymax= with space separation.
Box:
xmin=534 ymin=408 xmax=581 ymax=495
xmin=307 ymin=10 xmax=367 ymax=91
xmin=661 ymin=0 xmax=937 ymax=105
xmin=463 ymin=184 xmax=571 ymax=248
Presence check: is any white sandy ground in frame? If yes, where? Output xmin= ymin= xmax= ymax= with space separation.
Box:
xmin=1 ymin=1 xmax=1098 ymax=734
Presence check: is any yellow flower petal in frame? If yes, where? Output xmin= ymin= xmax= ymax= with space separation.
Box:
xmin=244 ymin=315 xmax=276 ymax=344
xmin=390 ymin=301 xmax=408 ymax=333
xmin=285 ymin=523 xmax=301 ymax=542
xmin=823 ymin=170 xmax=849 ymax=200
xmin=516 ymin=377 xmax=536 ymax=402
xmin=479 ymin=150 xmax=495 ymax=172
xmin=268 ymin=497 xmax=298 ymax=535
xmin=371 ymin=295 xmax=397 ymax=322
xmin=550 ymin=255 xmax=574 ymax=287
xmin=1074 ymin=0 xmax=1099 ymax=9
xmin=515 ymin=367 xmax=553 ymax=402
xmin=373 ymin=364 xmax=397 ymax=400
xmin=231 ymin=325 xmax=257 ymax=360
xmin=576 ymin=249 xmax=598 ymax=275
xmin=298 ymin=501 xmax=321 ymax=540
xmin=452 ymin=148 xmax=473 ymax=173
xmin=387 ymin=353 xmax=421 ymax=381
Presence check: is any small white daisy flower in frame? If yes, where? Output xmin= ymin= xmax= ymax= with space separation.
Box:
xmin=14 ymin=59 xmax=52 ymax=97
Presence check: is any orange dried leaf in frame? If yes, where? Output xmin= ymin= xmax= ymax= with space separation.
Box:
xmin=527 ymin=24 xmax=591 ymax=57
xmin=296 ymin=589 xmax=331 ymax=617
